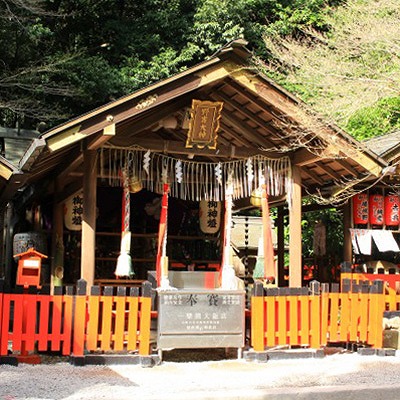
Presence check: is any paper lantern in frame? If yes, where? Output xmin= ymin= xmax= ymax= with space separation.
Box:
xmin=352 ymin=194 xmax=369 ymax=225
xmin=199 ymin=200 xmax=221 ymax=234
xmin=369 ymin=194 xmax=384 ymax=226
xmin=384 ymin=195 xmax=400 ymax=226
xmin=64 ymin=191 xmax=83 ymax=231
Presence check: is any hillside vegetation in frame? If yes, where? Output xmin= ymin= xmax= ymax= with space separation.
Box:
xmin=0 ymin=0 xmax=398 ymax=140
xmin=262 ymin=0 xmax=400 ymax=140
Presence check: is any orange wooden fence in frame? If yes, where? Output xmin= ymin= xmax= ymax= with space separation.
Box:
xmin=0 ymin=279 xmax=153 ymax=359
xmin=251 ymin=279 xmax=391 ymax=351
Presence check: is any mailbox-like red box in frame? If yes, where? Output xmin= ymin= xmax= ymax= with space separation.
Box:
xmin=14 ymin=247 xmax=47 ymax=288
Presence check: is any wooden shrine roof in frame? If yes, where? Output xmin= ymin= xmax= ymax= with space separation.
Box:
xmin=0 ymin=39 xmax=388 ymax=206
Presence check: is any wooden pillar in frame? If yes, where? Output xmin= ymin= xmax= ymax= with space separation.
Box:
xmin=343 ymin=200 xmax=353 ymax=263
xmin=289 ymin=165 xmax=302 ymax=287
xmin=277 ymin=205 xmax=285 ymax=287
xmin=51 ymin=179 xmax=64 ymax=292
xmin=81 ymin=149 xmax=97 ymax=286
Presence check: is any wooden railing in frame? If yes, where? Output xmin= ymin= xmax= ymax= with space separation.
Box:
xmin=251 ymin=279 xmax=389 ymax=351
xmin=0 ymin=279 xmax=153 ymax=359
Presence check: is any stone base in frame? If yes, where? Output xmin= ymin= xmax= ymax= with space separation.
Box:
xmin=383 ymin=329 xmax=400 ymax=349
xmin=70 ymin=354 xmax=161 ymax=367
xmin=0 ymin=356 xmax=19 ymax=366
xmin=357 ymin=347 xmax=396 ymax=356
xmin=244 ymin=348 xmax=324 ymax=362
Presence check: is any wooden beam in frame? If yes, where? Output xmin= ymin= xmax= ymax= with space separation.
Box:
xmin=80 ymin=149 xmax=97 ymax=286
xmin=118 ymin=97 xmax=190 ymax=138
xmin=300 ymin=166 xmax=325 ymax=186
xmin=343 ymin=200 xmax=353 ymax=263
xmin=219 ymin=121 xmax=253 ymax=147
xmin=289 ymin=165 xmax=302 ymax=287
xmin=211 ymin=87 xmax=280 ymax=139
xmin=222 ymin=112 xmax=271 ymax=148
xmin=126 ymin=138 xmax=261 ymax=159
xmin=292 ymin=148 xmax=322 ymax=166
xmin=87 ymin=124 xmax=115 ymax=150
xmin=277 ymin=205 xmax=285 ymax=287
xmin=0 ymin=162 xmax=14 ymax=180
xmin=51 ymin=178 xmax=64 ymax=292
xmin=229 ymin=73 xmax=385 ymax=177
xmin=318 ymin=162 xmax=342 ymax=181
xmin=45 ymin=64 xmax=231 ymax=148
xmin=337 ymin=158 xmax=358 ymax=177
xmin=47 ymin=125 xmax=83 ymax=152
xmin=0 ymin=172 xmax=28 ymax=207
xmin=57 ymin=147 xmax=83 ymax=182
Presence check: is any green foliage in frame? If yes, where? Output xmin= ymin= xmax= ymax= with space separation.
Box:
xmin=0 ymin=0 xmax=374 ymax=132
xmin=301 ymin=208 xmax=344 ymax=259
xmin=346 ymin=97 xmax=400 ymax=140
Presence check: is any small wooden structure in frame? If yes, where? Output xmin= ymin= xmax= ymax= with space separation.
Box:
xmin=0 ymin=40 xmax=389 ymax=292
xmin=14 ymin=248 xmax=47 ymax=289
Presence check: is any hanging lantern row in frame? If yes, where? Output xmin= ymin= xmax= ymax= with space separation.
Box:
xmin=100 ymin=147 xmax=292 ymax=203
xmin=352 ymin=193 xmax=400 ymax=226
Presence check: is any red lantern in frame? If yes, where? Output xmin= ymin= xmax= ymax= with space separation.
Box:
xmin=353 ymin=194 xmax=369 ymax=225
xmin=369 ymin=194 xmax=384 ymax=225
xmin=384 ymin=195 xmax=400 ymax=227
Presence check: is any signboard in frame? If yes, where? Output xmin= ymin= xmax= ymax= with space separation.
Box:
xmin=158 ymin=290 xmax=245 ymax=350
xmin=199 ymin=200 xmax=221 ymax=234
xmin=185 ymin=100 xmax=223 ymax=149
xmin=64 ymin=191 xmax=83 ymax=231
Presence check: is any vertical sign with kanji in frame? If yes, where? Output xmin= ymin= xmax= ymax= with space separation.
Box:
xmin=185 ymin=100 xmax=223 ymax=149
xmin=199 ymin=200 xmax=221 ymax=234
xmin=64 ymin=191 xmax=84 ymax=231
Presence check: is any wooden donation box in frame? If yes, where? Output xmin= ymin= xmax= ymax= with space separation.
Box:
xmin=157 ymin=272 xmax=245 ymax=353
xmin=14 ymin=247 xmax=47 ymax=288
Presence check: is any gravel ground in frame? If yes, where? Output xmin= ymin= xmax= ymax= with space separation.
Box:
xmin=2 ymin=351 xmax=400 ymax=399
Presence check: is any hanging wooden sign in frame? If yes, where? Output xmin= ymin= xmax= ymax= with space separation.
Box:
xmin=64 ymin=191 xmax=83 ymax=231
xmin=199 ymin=200 xmax=221 ymax=234
xmin=185 ymin=100 xmax=223 ymax=150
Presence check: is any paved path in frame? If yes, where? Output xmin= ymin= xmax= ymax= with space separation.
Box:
xmin=1 ymin=352 xmax=400 ymax=399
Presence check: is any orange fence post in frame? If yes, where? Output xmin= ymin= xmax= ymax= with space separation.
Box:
xmin=0 ymin=280 xmax=3 ymax=350
xmin=114 ymin=286 xmax=127 ymax=351
xmin=368 ymin=281 xmax=385 ymax=348
xmin=73 ymin=279 xmax=87 ymax=357
xmin=62 ymin=286 xmax=74 ymax=356
xmin=0 ymin=291 xmax=10 ymax=356
xmin=320 ymin=283 xmax=330 ymax=347
xmin=50 ymin=286 xmax=64 ymax=352
xmin=277 ymin=290 xmax=287 ymax=345
xmin=265 ymin=287 xmax=276 ymax=347
xmin=299 ymin=288 xmax=310 ymax=346
xmin=339 ymin=288 xmax=350 ymax=343
xmin=37 ymin=289 xmax=51 ymax=352
xmin=126 ymin=287 xmax=139 ymax=351
xmin=358 ymin=284 xmax=369 ymax=343
xmin=349 ymin=286 xmax=361 ymax=342
xmin=328 ymin=289 xmax=340 ymax=343
xmin=309 ymin=281 xmax=321 ymax=349
xmin=86 ymin=286 xmax=101 ymax=351
xmin=100 ymin=286 xmax=114 ymax=351
xmin=138 ymin=282 xmax=152 ymax=356
xmin=288 ymin=289 xmax=299 ymax=346
xmin=251 ymin=282 xmax=265 ymax=351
